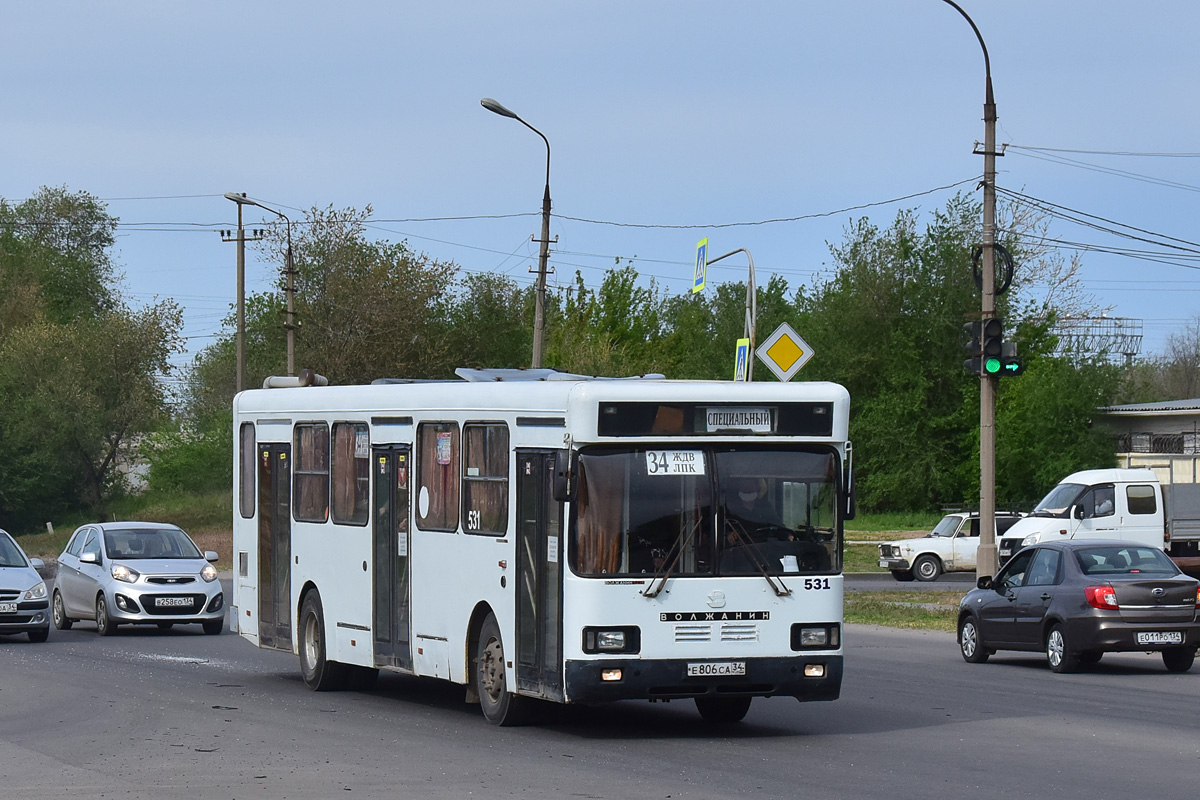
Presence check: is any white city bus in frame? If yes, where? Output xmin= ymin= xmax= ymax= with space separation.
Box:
xmin=231 ymin=368 xmax=853 ymax=724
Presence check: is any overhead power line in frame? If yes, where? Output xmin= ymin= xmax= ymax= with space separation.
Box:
xmin=554 ymin=177 xmax=980 ymax=229
xmin=1008 ymin=145 xmax=1200 ymax=158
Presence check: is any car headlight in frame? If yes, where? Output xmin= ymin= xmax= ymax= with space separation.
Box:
xmin=1021 ymin=533 xmax=1040 ymax=547
xmin=23 ymin=581 xmax=47 ymax=601
xmin=201 ymin=563 xmax=218 ymax=583
xmin=111 ymin=563 xmax=140 ymax=583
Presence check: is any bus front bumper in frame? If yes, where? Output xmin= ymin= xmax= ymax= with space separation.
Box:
xmin=563 ymin=655 xmax=842 ymax=705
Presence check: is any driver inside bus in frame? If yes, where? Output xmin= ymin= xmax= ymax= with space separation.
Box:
xmin=725 ymin=477 xmax=791 ymax=542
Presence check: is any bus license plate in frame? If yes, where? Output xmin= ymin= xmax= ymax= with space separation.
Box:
xmin=1137 ymin=631 xmax=1183 ymax=645
xmin=0 ymin=602 xmax=16 ymax=614
xmin=687 ymin=661 xmax=746 ymax=677
xmin=155 ymin=597 xmax=191 ymax=608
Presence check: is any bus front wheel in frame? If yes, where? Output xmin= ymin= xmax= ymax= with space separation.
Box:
xmin=299 ymin=592 xmax=345 ymax=691
xmin=474 ymin=613 xmax=527 ymax=726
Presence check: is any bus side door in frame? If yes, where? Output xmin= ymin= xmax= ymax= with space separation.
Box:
xmin=372 ymin=445 xmax=412 ymax=669
xmin=258 ymin=443 xmax=292 ymax=651
xmin=515 ymin=450 xmax=564 ymax=702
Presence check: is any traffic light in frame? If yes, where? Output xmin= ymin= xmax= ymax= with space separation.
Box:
xmin=963 ymin=318 xmax=1025 ymax=377
xmin=962 ymin=321 xmax=982 ymax=374
xmin=981 ymin=319 xmax=1003 ymax=375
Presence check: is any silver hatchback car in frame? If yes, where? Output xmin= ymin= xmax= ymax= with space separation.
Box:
xmin=0 ymin=530 xmax=50 ymax=642
xmin=53 ymin=521 xmax=224 ymax=635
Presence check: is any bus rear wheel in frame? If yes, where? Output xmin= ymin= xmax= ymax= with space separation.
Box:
xmin=474 ymin=613 xmax=527 ymax=726
xmin=695 ymin=696 xmax=752 ymax=724
xmin=299 ymin=592 xmax=345 ymax=691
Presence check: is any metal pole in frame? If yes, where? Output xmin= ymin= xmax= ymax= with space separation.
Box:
xmin=534 ymin=169 xmax=551 ymax=369
xmin=942 ymin=0 xmax=999 ymax=578
xmin=705 ymin=248 xmax=757 ymax=381
xmin=236 ymin=203 xmax=245 ymax=395
xmin=480 ymin=98 xmax=553 ymax=369
xmin=285 ymin=224 xmax=295 ymax=376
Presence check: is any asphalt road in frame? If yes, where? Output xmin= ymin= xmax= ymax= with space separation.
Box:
xmin=3 ymin=582 xmax=1199 ymax=800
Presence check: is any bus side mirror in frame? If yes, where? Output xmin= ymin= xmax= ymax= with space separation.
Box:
xmin=1074 ymin=505 xmax=1085 ymax=520
xmin=844 ymin=469 xmax=856 ymax=521
xmin=553 ymin=449 xmax=577 ymax=503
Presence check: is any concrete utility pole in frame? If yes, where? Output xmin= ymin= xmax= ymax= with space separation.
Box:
xmin=942 ymin=0 xmax=1002 ymax=578
xmin=481 ymin=97 xmax=554 ymax=368
xmin=221 ymin=193 xmax=264 ymax=394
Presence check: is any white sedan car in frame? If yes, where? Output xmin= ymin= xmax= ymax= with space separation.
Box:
xmin=878 ymin=512 xmax=1024 ymax=581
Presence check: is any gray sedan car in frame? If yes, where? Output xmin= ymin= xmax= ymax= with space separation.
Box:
xmin=958 ymin=539 xmax=1200 ymax=672
xmin=0 ymin=530 xmax=50 ymax=642
xmin=53 ymin=521 xmax=225 ymax=635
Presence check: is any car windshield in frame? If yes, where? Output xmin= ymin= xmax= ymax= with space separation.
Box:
xmin=104 ymin=528 xmax=202 ymax=559
xmin=1031 ymin=483 xmax=1086 ymax=518
xmin=0 ymin=534 xmax=30 ymax=568
xmin=570 ymin=445 xmax=841 ymax=577
xmin=1075 ymin=545 xmax=1179 ymax=576
xmin=930 ymin=516 xmax=959 ymax=537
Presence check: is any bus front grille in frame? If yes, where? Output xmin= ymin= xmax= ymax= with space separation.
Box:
xmin=674 ymin=624 xmax=712 ymax=642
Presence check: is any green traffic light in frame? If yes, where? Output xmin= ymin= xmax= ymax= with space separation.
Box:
xmin=984 ymin=357 xmax=1001 ymax=374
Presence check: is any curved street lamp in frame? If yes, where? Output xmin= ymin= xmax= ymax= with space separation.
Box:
xmin=481 ymin=97 xmax=553 ymax=368
xmin=940 ymin=0 xmax=1002 ymax=578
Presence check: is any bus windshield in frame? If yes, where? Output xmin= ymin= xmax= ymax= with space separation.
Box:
xmin=570 ymin=446 xmax=841 ymax=577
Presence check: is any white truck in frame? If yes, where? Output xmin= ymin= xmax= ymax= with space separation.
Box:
xmin=996 ymin=468 xmax=1200 ymax=573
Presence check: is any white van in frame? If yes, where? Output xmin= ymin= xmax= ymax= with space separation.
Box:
xmin=997 ymin=468 xmax=1165 ymax=562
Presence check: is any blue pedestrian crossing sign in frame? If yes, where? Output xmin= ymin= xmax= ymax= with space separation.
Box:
xmin=733 ymin=338 xmax=750 ymax=382
xmin=692 ymin=238 xmax=708 ymax=294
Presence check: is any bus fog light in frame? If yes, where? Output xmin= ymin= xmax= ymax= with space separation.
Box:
xmin=601 ymin=668 xmax=623 ymax=682
xmin=804 ymin=664 xmax=825 ymax=678
xmin=800 ymin=627 xmax=828 ymax=647
xmin=597 ymin=631 xmax=626 ymax=651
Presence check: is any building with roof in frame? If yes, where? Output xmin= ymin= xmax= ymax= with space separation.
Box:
xmin=1097 ymin=399 xmax=1200 ymax=484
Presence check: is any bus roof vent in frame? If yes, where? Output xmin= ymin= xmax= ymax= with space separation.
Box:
xmin=454 ymin=368 xmax=666 ymax=382
xmin=262 ymin=369 xmax=329 ymax=389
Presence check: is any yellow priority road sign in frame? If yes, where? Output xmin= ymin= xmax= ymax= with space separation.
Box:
xmin=755 ymin=322 xmax=814 ymax=382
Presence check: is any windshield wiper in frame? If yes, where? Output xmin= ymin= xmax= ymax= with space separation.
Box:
xmin=642 ymin=515 xmax=703 ymax=599
xmin=723 ymin=519 xmax=792 ymax=597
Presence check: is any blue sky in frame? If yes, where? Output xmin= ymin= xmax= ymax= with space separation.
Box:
xmin=4 ymin=2 xmax=1199 ymax=379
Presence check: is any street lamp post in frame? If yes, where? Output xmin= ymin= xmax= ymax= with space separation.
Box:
xmin=481 ymin=97 xmax=553 ymax=368
xmin=222 ymin=192 xmax=252 ymax=394
xmin=941 ymin=0 xmax=1001 ymax=578
xmin=704 ymin=248 xmax=757 ymax=380
xmin=224 ymin=193 xmax=297 ymax=380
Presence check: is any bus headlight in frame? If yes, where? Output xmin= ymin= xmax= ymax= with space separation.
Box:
xmin=582 ymin=626 xmax=641 ymax=654
xmin=792 ymin=623 xmax=840 ymax=651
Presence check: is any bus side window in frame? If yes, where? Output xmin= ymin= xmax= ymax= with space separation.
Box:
xmin=331 ymin=422 xmax=370 ymax=526
xmin=294 ymin=423 xmax=330 ymax=523
xmin=239 ymin=422 xmax=256 ymax=519
xmin=463 ymin=423 xmax=508 ymax=535
xmin=417 ymin=422 xmax=460 ymax=532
